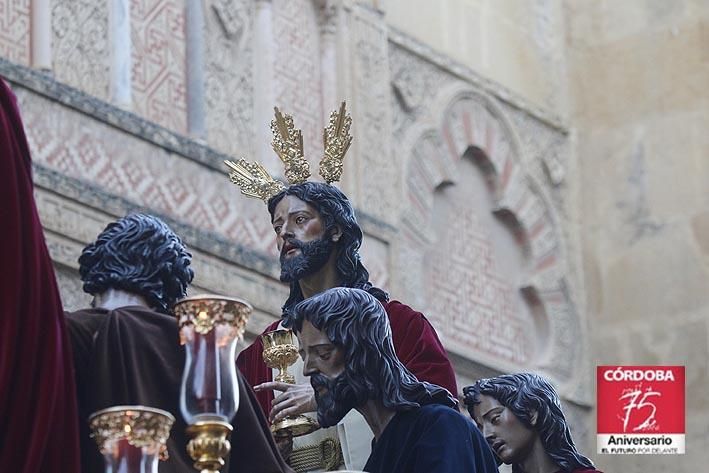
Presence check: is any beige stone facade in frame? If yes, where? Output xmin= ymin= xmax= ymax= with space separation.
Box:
xmin=566 ymin=1 xmax=709 ymax=471
xmin=1 ymin=0 xmax=705 ymax=471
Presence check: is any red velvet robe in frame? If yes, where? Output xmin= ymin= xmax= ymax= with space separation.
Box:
xmin=236 ymin=300 xmax=459 ymax=416
xmin=0 ymin=78 xmax=81 ymax=471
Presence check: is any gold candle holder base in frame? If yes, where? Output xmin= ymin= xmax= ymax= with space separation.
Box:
xmin=271 ymin=414 xmax=320 ymax=439
xmin=186 ymin=419 xmax=233 ymax=473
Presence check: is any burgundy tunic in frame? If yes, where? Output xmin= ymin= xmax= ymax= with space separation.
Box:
xmin=0 ymin=78 xmax=81 ymax=472
xmin=237 ymin=300 xmax=459 ymax=416
xmin=66 ymin=306 xmax=294 ymax=473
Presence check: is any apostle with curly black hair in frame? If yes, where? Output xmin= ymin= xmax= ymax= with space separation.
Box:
xmin=464 ymin=373 xmax=601 ymax=473
xmin=65 ymin=213 xmax=293 ymax=473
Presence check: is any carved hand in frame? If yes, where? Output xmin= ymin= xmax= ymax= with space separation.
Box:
xmin=254 ymin=381 xmax=318 ymax=424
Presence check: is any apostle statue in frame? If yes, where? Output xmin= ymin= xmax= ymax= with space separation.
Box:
xmin=64 ymin=213 xmax=293 ymax=473
xmin=464 ymin=373 xmax=602 ymax=473
xmin=288 ymin=287 xmax=499 ymax=473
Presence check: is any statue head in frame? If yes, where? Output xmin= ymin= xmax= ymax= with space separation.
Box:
xmin=463 ymin=373 xmax=594 ymax=473
xmin=267 ymin=182 xmax=387 ymax=318
xmin=79 ymin=213 xmax=194 ymax=314
xmin=291 ymin=287 xmax=455 ymax=427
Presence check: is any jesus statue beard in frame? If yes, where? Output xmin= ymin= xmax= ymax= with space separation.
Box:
xmin=279 ymin=236 xmax=335 ymax=283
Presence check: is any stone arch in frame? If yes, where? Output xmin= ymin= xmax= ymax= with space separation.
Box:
xmin=398 ymin=85 xmax=586 ymax=400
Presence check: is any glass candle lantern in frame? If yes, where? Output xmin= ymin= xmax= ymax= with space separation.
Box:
xmin=89 ymin=405 xmax=175 ymax=473
xmin=173 ymin=295 xmax=252 ymax=473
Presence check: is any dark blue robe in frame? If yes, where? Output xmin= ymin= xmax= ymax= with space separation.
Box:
xmin=364 ymin=404 xmax=499 ymax=473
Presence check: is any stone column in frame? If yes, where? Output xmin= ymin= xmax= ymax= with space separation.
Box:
xmin=186 ymin=0 xmax=206 ymax=139
xmin=31 ymin=0 xmax=52 ymax=70
xmin=254 ymin=0 xmax=277 ymax=170
xmin=110 ymin=0 xmax=132 ymax=108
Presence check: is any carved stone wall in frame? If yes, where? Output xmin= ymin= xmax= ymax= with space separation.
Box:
xmin=130 ymin=0 xmax=187 ymax=133
xmin=388 ymin=38 xmax=590 ymax=404
xmin=51 ymin=0 xmax=110 ymax=101
xmin=0 ymin=0 xmax=30 ymax=65
xmin=272 ymin=0 xmax=323 ymax=160
xmin=15 ymin=87 xmax=276 ymax=257
xmin=345 ymin=5 xmax=394 ymax=220
xmin=204 ymin=0 xmax=254 ymax=157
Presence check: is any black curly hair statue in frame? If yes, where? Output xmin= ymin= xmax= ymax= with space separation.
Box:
xmin=290 ymin=287 xmax=455 ymax=427
xmin=463 ymin=373 xmax=595 ymax=473
xmin=267 ymin=183 xmax=387 ymax=321
xmin=79 ymin=213 xmax=194 ymax=314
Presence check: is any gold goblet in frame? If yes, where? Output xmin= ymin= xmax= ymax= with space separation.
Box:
xmin=262 ymin=329 xmax=319 ymax=438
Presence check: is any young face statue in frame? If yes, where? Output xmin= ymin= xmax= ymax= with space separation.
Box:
xmin=472 ymin=394 xmax=538 ymax=465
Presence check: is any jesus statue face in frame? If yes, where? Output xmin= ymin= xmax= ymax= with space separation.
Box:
xmin=271 ymin=195 xmax=336 ymax=283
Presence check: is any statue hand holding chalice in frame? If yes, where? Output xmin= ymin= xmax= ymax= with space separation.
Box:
xmin=261 ymin=329 xmax=319 ymax=438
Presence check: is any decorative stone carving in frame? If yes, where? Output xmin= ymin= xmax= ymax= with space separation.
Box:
xmin=52 ymin=0 xmax=110 ymax=100
xmin=388 ymin=41 xmax=455 ymax=142
xmin=396 ymin=82 xmax=587 ymax=402
xmin=16 ymin=87 xmax=276 ymax=257
xmin=212 ymin=0 xmax=250 ymax=43
xmin=55 ymin=265 xmax=92 ymax=312
xmin=347 ymin=5 xmax=394 ymax=220
xmin=272 ymin=0 xmax=323 ymax=161
xmin=204 ymin=0 xmax=254 ymax=158
xmin=130 ymin=0 xmax=188 ymax=133
xmin=0 ymin=0 xmax=30 ymax=65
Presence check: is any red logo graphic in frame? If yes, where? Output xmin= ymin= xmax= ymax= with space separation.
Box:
xmin=597 ymin=366 xmax=684 ymax=434
xmin=597 ymin=366 xmax=685 ymax=454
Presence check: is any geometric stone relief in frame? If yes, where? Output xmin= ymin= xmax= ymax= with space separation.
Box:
xmin=346 ymin=5 xmax=395 ymax=220
xmin=0 ymin=0 xmax=30 ymax=65
xmin=130 ymin=0 xmax=188 ymax=133
xmin=272 ymin=0 xmax=323 ymax=161
xmin=17 ymin=88 xmax=278 ymax=259
xmin=204 ymin=0 xmax=254 ymax=158
xmin=505 ymin=104 xmax=568 ymax=187
xmin=35 ymin=186 xmax=287 ymax=331
xmin=52 ymin=0 xmax=110 ymax=100
xmin=424 ymin=156 xmax=537 ymax=367
xmin=501 ymin=101 xmax=586 ymax=362
xmin=389 ymin=40 xmax=455 ymax=141
xmin=398 ymin=84 xmax=588 ymax=403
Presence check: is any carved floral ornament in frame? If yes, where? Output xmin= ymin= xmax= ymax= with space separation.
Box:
xmin=173 ymin=295 xmax=252 ymax=339
xmin=89 ymin=405 xmax=175 ymax=460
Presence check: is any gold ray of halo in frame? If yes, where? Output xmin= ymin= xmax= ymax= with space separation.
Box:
xmin=270 ymin=107 xmax=311 ymax=184
xmin=224 ymin=159 xmax=285 ymax=202
xmin=319 ymin=101 xmax=352 ymax=184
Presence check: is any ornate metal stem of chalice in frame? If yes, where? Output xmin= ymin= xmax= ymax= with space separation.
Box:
xmin=262 ymin=329 xmax=319 ymax=438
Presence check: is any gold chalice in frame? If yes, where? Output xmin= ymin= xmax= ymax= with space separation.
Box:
xmin=261 ymin=329 xmax=319 ymax=438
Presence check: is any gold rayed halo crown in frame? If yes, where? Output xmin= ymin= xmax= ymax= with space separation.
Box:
xmin=225 ymin=102 xmax=352 ymax=202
